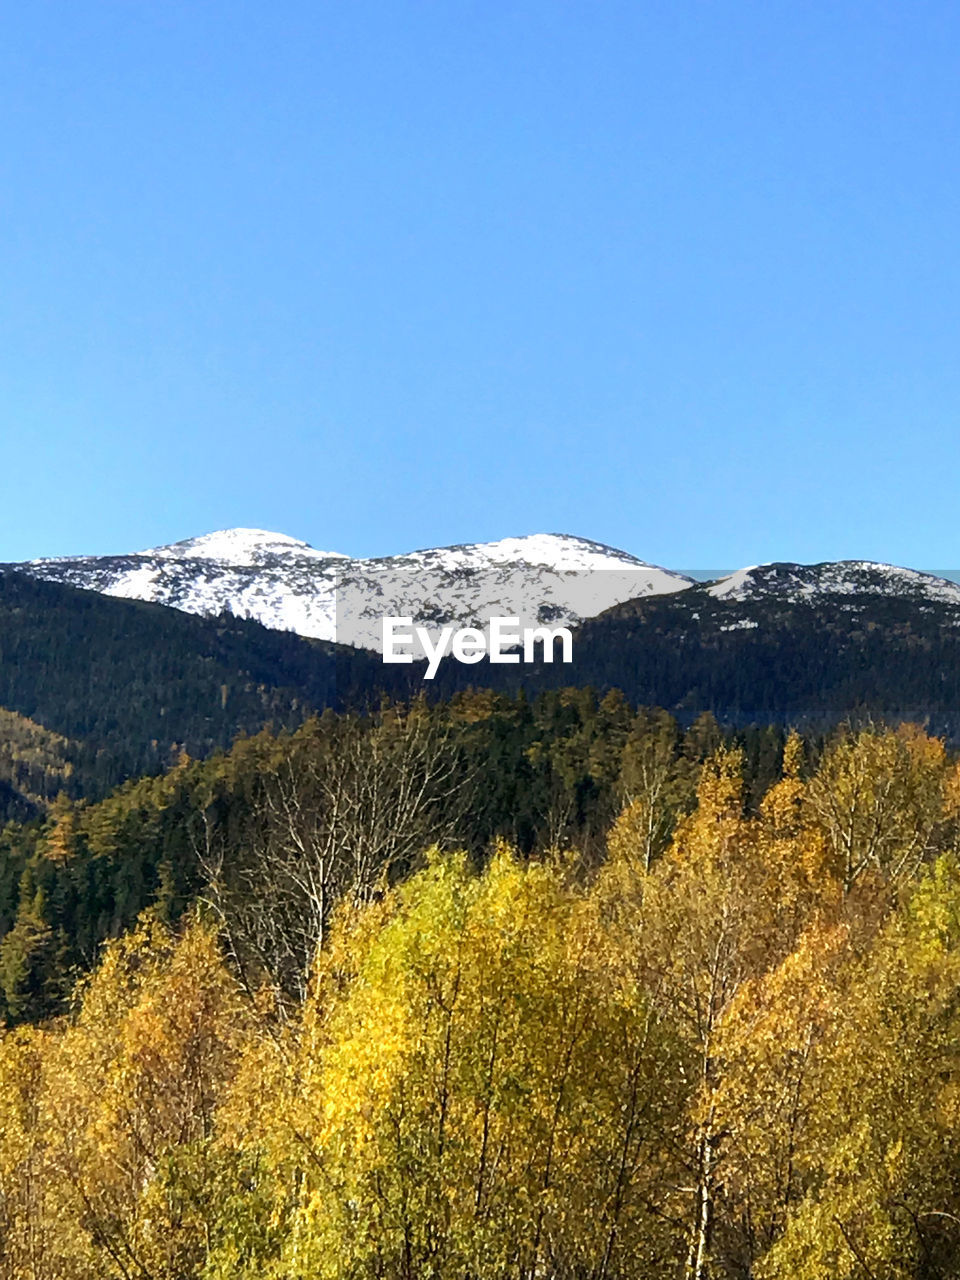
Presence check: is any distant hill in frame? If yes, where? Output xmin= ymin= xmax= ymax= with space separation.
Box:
xmin=447 ymin=574 xmax=960 ymax=738
xmin=0 ymin=570 xmax=392 ymax=805
xmin=6 ymin=550 xmax=960 ymax=815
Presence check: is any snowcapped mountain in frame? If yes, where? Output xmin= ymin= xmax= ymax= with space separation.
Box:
xmin=7 ymin=529 xmax=694 ymax=651
xmin=704 ymin=561 xmax=960 ymax=608
xmin=144 ymin=528 xmax=350 ymax=566
xmin=10 ymin=533 xmax=960 ymax=656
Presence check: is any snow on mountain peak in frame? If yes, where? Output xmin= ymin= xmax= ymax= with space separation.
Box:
xmin=11 ymin=533 xmax=960 ymax=654
xmin=706 ymin=561 xmax=960 ymax=606
xmin=143 ymin=528 xmax=348 ymax=566
xmin=10 ymin=529 xmax=689 ymax=650
xmin=399 ymin=533 xmax=664 ymax=574
xmin=706 ymin=567 xmax=760 ymax=600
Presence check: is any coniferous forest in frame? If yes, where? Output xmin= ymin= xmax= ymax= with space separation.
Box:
xmin=3 ymin=685 xmax=960 ymax=1277
xmin=8 ymin=566 xmax=960 ymax=823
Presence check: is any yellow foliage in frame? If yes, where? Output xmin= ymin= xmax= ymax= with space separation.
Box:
xmin=3 ymin=723 xmax=960 ymax=1277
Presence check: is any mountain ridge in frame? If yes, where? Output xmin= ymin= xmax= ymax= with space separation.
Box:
xmin=7 ymin=530 xmax=960 ymax=654
xmin=7 ymin=529 xmax=693 ymax=649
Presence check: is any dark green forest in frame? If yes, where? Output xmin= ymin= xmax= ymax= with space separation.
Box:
xmin=0 ymin=570 xmax=388 ymax=806
xmin=7 ymin=569 xmax=960 ymax=828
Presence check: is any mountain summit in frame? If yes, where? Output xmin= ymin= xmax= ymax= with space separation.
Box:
xmin=140 ymin=528 xmax=350 ymax=565
xmin=11 ymin=529 xmax=693 ymax=649
xmin=12 ymin=534 xmax=960 ymax=655
xmin=704 ymin=561 xmax=960 ymax=607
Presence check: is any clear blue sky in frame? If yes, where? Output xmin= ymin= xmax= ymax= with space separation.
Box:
xmin=2 ymin=1 xmax=959 ymax=567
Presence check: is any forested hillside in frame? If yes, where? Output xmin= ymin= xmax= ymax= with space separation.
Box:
xmin=572 ymin=587 xmax=960 ymax=734
xmin=0 ymin=689 xmax=779 ymax=1021
xmin=0 ymin=570 xmax=392 ymax=805
xmin=0 ymin=709 xmax=78 ymax=822
xmin=1 ymin=708 xmax=959 ymax=1277
xmin=8 ymin=567 xmax=960 ymax=828
xmin=433 ymin=587 xmax=960 ymax=737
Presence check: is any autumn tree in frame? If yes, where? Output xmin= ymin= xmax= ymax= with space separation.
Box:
xmin=200 ymin=703 xmax=468 ymax=1009
xmin=215 ymin=847 xmax=687 ymax=1279
xmin=759 ymin=855 xmax=960 ymax=1279
xmin=14 ymin=915 xmax=250 ymax=1279
xmin=805 ymin=724 xmax=951 ymax=892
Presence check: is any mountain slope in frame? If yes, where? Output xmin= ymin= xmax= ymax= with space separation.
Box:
xmin=0 ymin=707 xmax=79 ymax=822
xmin=0 ymin=571 xmax=392 ymax=798
xmin=498 ymin=571 xmax=960 ymax=735
xmin=8 ymin=529 xmax=694 ymax=648
xmin=9 ymin=536 xmax=960 ymax=775
xmin=706 ymin=560 xmax=960 ymax=607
